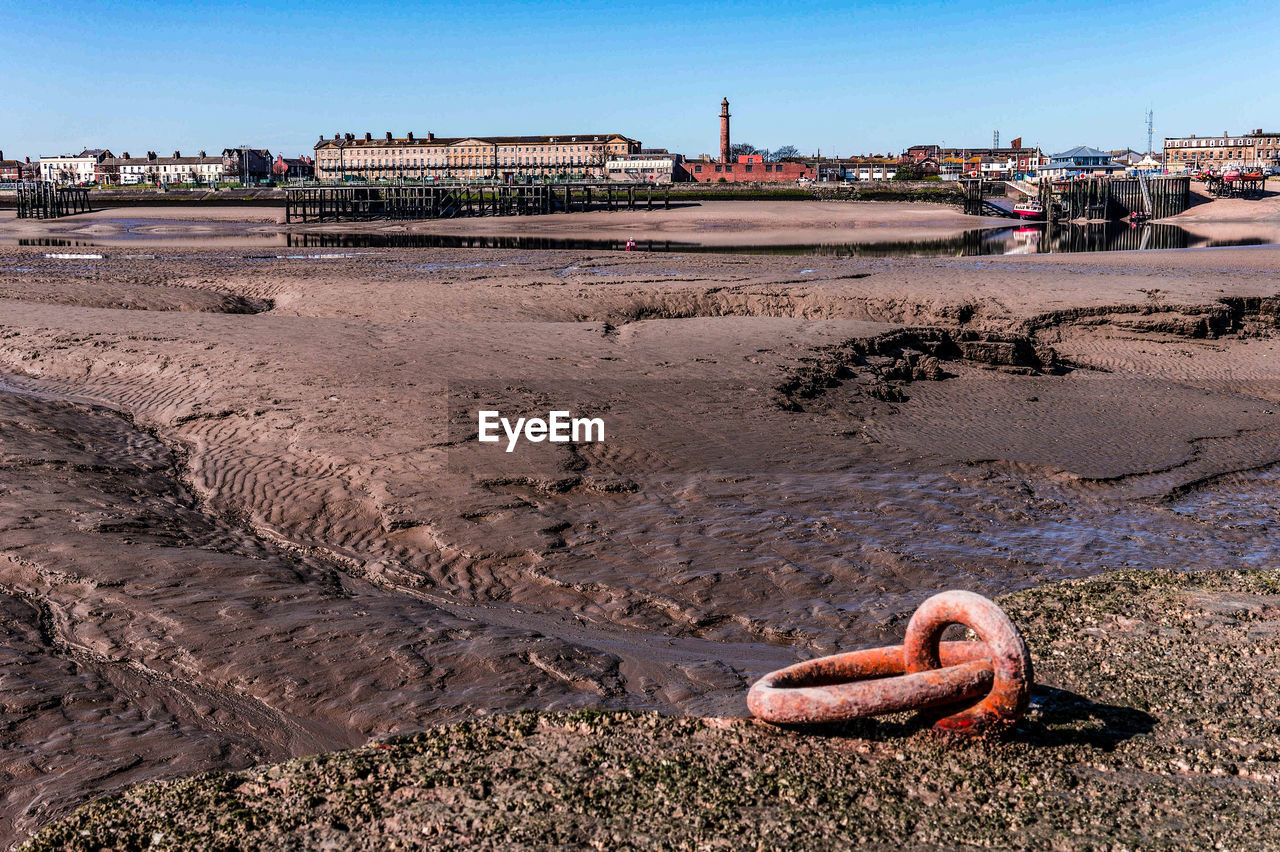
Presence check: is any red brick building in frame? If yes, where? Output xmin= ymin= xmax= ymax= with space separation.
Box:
xmin=0 ymin=152 xmax=22 ymax=182
xmin=680 ymin=99 xmax=815 ymax=183
xmin=272 ymin=154 xmax=315 ymax=181
xmin=681 ymin=156 xmax=813 ymax=183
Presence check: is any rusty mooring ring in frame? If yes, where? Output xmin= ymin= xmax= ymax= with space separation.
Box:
xmin=746 ymin=641 xmax=993 ymax=725
xmin=747 ymin=590 xmax=1032 ymax=736
xmin=903 ymin=590 xmax=1033 ymax=734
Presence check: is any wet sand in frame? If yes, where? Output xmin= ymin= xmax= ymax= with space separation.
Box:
xmin=1169 ymin=183 xmax=1280 ymax=245
xmin=2 ymin=202 xmax=1280 ymax=845
xmin=0 ymin=207 xmax=287 ymax=249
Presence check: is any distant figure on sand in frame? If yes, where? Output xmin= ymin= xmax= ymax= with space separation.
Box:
xmin=625 ymin=238 xmax=635 ymax=251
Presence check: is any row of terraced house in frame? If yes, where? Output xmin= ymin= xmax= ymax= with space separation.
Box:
xmin=28 ymin=148 xmax=315 ymax=186
xmin=1163 ymin=129 xmax=1280 ymax=172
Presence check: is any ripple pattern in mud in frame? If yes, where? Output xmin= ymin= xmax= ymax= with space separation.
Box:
xmin=5 ymin=245 xmax=1280 ymax=846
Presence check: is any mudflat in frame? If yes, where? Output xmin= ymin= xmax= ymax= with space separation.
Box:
xmin=0 ymin=200 xmax=1012 ymax=247
xmin=1 ymin=200 xmax=1279 ymax=846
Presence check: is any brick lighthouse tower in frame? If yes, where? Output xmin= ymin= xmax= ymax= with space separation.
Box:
xmin=719 ymin=97 xmax=731 ymax=163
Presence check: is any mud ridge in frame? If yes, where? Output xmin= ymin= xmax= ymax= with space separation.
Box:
xmin=1024 ymin=294 xmax=1280 ymax=341
xmin=589 ymin=282 xmax=1013 ymax=330
xmin=776 ymin=326 xmax=1059 ymax=410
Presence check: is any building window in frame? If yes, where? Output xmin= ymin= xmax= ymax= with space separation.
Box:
xmin=714 ymin=165 xmax=722 ymax=173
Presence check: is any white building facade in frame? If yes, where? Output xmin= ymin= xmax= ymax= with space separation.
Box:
xmin=849 ymin=163 xmax=898 ymax=180
xmin=39 ymin=149 xmax=111 ymax=184
xmin=102 ymin=152 xmax=225 ymax=185
xmin=606 ymin=153 xmax=681 ymax=182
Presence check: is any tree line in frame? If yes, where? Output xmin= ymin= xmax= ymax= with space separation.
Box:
xmin=729 ymin=143 xmax=801 ymax=161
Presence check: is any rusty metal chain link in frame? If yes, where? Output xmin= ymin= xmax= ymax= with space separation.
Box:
xmin=747 ymin=590 xmax=1033 ymax=736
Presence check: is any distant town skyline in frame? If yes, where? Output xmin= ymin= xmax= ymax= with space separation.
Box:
xmin=3 ymin=0 xmax=1277 ymax=160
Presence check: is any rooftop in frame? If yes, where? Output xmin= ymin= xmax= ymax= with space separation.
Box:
xmin=316 ymin=133 xmax=637 ymax=150
xmin=1051 ymin=145 xmax=1113 ymax=159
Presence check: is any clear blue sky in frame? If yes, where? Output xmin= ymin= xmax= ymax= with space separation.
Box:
xmin=3 ymin=0 xmax=1277 ymax=160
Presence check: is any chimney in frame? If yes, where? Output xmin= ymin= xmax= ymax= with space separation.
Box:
xmin=199 ymin=150 xmax=206 ymax=157
xmin=123 ymin=152 xmax=131 ymax=159
xmin=427 ymin=132 xmax=435 ymax=141
xmin=407 ymin=132 xmax=415 ymax=141
xmin=719 ymin=97 xmax=731 ymax=163
xmin=334 ymin=133 xmax=341 ymax=140
xmin=173 ymin=151 xmax=181 ymax=158
xmin=346 ymin=133 xmax=354 ymax=141
xmin=385 ymin=131 xmax=392 ymax=141
xmin=364 ymin=132 xmax=372 ymax=141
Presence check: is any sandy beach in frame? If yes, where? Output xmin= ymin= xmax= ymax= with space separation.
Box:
xmin=2 ymin=198 xmax=1279 ymax=846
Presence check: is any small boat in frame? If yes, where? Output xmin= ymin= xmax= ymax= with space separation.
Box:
xmin=1223 ymin=168 xmax=1242 ymax=181
xmin=1012 ymin=200 xmax=1045 ymax=220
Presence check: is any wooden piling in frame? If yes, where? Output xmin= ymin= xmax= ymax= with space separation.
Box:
xmin=16 ymin=183 xmax=92 ymax=220
xmin=282 ymin=181 xmax=670 ymax=224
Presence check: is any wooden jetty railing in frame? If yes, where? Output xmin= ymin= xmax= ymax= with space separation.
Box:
xmin=16 ymin=183 xmax=93 ymax=219
xmin=285 ymin=182 xmax=671 ymax=223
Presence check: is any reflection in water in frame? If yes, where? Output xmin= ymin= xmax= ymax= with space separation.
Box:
xmin=284 ymin=223 xmax=1272 ymax=256
xmin=13 ymin=223 xmax=1276 ymax=257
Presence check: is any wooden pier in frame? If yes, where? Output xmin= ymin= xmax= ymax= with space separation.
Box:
xmin=285 ymin=182 xmax=671 ymax=223
xmin=961 ymin=180 xmax=1014 ymax=217
xmin=1036 ymin=176 xmax=1191 ymax=221
xmin=16 ymin=183 xmax=93 ymax=219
